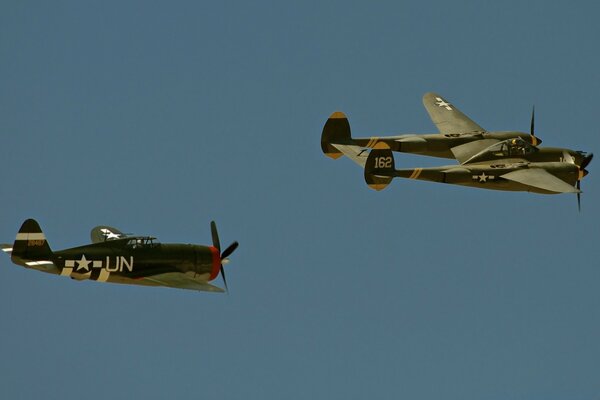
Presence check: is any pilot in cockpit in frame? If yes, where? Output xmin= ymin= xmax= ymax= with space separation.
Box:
xmin=510 ymin=138 xmax=522 ymax=154
xmin=510 ymin=138 xmax=529 ymax=155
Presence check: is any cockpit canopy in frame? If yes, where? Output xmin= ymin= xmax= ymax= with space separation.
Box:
xmin=125 ymin=237 xmax=159 ymax=249
xmin=487 ymin=137 xmax=537 ymax=157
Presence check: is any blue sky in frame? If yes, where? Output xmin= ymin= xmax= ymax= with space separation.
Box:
xmin=1 ymin=1 xmax=599 ymax=399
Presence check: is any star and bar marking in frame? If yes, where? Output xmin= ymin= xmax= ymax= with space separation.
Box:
xmin=61 ymin=254 xmax=134 ymax=278
xmin=472 ymin=172 xmax=495 ymax=183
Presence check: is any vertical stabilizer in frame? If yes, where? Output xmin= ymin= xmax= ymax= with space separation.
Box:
xmin=364 ymin=143 xmax=395 ymax=191
xmin=11 ymin=219 xmax=53 ymax=262
xmin=321 ymin=111 xmax=352 ymax=159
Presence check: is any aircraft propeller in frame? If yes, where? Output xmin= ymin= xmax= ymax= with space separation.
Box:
xmin=210 ymin=221 xmax=239 ymax=292
xmin=564 ymin=151 xmax=593 ymax=211
xmin=529 ymin=106 xmax=542 ymax=146
xmin=576 ymin=153 xmax=594 ymax=211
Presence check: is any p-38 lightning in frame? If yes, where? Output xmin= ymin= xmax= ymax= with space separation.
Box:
xmin=364 ymin=139 xmax=593 ymax=208
xmin=1 ymin=219 xmax=239 ymax=293
xmin=321 ymin=92 xmax=542 ymax=165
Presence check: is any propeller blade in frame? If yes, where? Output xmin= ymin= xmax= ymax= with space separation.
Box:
xmin=221 ymin=241 xmax=239 ymax=259
xmin=530 ymin=106 xmax=535 ymax=136
xmin=529 ymin=106 xmax=541 ymax=145
xmin=577 ymin=180 xmax=581 ymax=212
xmin=210 ymin=221 xmax=220 ymax=252
xmin=220 ymin=265 xmax=228 ymax=292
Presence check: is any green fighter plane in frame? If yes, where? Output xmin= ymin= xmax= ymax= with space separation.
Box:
xmin=1 ymin=219 xmax=239 ymax=293
xmin=321 ymin=92 xmax=541 ymax=166
xmin=364 ymin=140 xmax=593 ymax=209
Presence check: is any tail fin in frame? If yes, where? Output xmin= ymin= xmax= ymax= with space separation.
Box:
xmin=364 ymin=143 xmax=395 ymax=191
xmin=11 ymin=219 xmax=53 ymax=262
xmin=321 ymin=111 xmax=352 ymax=159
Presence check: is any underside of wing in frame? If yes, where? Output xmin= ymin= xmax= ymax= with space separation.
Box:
xmin=331 ymin=143 xmax=369 ymax=167
xmin=501 ymin=168 xmax=579 ymax=193
xmin=423 ymin=92 xmax=486 ymax=135
xmin=450 ymin=139 xmax=500 ymax=164
xmin=142 ymin=272 xmax=225 ymax=293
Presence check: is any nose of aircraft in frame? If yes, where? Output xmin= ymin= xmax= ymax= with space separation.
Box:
xmin=581 ymin=153 xmax=593 ymax=170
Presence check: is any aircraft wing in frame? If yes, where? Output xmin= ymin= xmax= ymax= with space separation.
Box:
xmin=90 ymin=226 xmax=127 ymax=243
xmin=1 ymin=243 xmax=12 ymax=254
xmin=450 ymin=139 xmax=500 ymax=164
xmin=423 ymin=92 xmax=486 ymax=135
xmin=330 ymin=143 xmax=369 ymax=167
xmin=142 ymin=272 xmax=225 ymax=293
xmin=501 ymin=168 xmax=580 ymax=193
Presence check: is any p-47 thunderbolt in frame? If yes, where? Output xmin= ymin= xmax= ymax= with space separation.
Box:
xmin=321 ymin=92 xmax=541 ymax=166
xmin=364 ymin=141 xmax=593 ymax=208
xmin=1 ymin=219 xmax=238 ymax=293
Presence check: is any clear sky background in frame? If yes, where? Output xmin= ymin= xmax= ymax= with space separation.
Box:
xmin=1 ymin=1 xmax=599 ymax=399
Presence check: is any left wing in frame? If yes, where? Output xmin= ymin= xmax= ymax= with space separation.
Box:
xmin=501 ymin=168 xmax=579 ymax=193
xmin=330 ymin=143 xmax=369 ymax=167
xmin=90 ymin=226 xmax=127 ymax=243
xmin=142 ymin=272 xmax=225 ymax=293
xmin=423 ymin=92 xmax=486 ymax=135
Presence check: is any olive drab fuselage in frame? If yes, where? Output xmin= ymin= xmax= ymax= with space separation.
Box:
xmin=47 ymin=239 xmax=220 ymax=284
xmin=3 ymin=219 xmax=236 ymax=293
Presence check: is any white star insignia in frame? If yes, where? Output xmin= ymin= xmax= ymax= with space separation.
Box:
xmin=473 ymin=173 xmax=495 ymax=183
xmin=76 ymin=254 xmax=91 ymax=272
xmin=435 ymin=97 xmax=453 ymax=110
xmin=100 ymin=228 xmax=121 ymax=239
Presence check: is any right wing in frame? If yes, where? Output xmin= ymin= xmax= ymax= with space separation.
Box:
xmin=330 ymin=143 xmax=369 ymax=167
xmin=142 ymin=272 xmax=225 ymax=293
xmin=423 ymin=92 xmax=486 ymax=135
xmin=501 ymin=168 xmax=579 ymax=193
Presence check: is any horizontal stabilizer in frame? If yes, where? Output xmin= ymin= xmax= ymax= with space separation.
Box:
xmin=331 ymin=144 xmax=368 ymax=167
xmin=501 ymin=168 xmax=579 ymax=194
